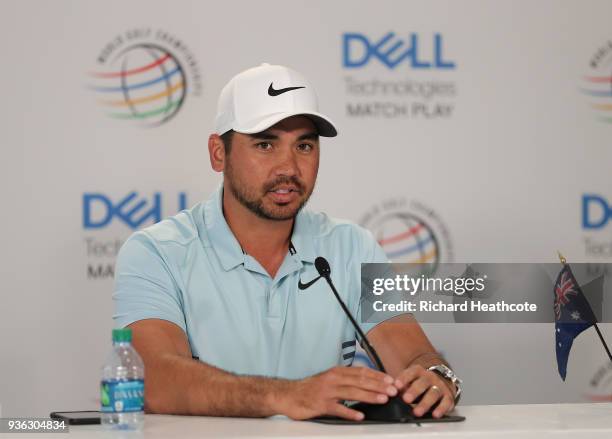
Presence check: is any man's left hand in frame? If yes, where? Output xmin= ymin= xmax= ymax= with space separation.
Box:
xmin=394 ymin=364 xmax=455 ymax=418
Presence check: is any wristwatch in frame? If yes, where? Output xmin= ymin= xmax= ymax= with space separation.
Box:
xmin=427 ymin=364 xmax=463 ymax=403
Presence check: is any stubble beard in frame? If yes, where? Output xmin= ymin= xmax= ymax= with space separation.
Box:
xmin=224 ymin=160 xmax=313 ymax=221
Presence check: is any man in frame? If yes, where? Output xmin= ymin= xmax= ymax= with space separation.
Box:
xmin=113 ymin=63 xmax=462 ymax=421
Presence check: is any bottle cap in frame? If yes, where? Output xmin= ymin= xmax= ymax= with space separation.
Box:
xmin=112 ymin=328 xmax=132 ymax=343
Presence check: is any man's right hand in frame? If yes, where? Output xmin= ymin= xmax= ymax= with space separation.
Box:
xmin=276 ymin=366 xmax=398 ymax=421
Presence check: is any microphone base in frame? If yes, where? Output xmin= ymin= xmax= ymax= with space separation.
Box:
xmin=311 ymin=396 xmax=465 ymax=424
xmin=350 ymin=395 xmax=418 ymax=422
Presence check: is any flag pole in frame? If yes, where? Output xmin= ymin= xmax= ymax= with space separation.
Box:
xmin=593 ymin=325 xmax=612 ymax=363
xmin=557 ymin=251 xmax=612 ymax=363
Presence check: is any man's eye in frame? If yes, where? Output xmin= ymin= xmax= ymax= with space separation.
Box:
xmin=255 ymin=142 xmax=272 ymax=150
xmin=297 ymin=143 xmax=313 ymax=152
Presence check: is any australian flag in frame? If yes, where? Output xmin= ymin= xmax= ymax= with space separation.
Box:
xmin=554 ymin=264 xmax=597 ymax=380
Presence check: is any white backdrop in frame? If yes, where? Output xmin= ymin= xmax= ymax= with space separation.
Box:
xmin=1 ymin=0 xmax=612 ymax=417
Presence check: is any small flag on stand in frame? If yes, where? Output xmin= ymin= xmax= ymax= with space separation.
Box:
xmin=554 ymin=252 xmax=611 ymax=380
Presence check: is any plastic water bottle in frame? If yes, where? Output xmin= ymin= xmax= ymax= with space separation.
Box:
xmin=101 ymin=328 xmax=145 ymax=430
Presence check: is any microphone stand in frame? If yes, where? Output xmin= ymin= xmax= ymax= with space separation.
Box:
xmin=313 ymin=257 xmax=418 ymax=422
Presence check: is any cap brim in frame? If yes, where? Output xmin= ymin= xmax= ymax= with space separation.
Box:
xmin=233 ymin=111 xmax=338 ymax=137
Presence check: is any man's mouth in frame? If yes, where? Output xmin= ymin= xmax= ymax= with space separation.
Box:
xmin=267 ymin=186 xmax=301 ymax=203
xmin=270 ymin=187 xmax=299 ymax=194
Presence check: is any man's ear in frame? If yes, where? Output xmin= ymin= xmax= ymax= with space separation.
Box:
xmin=208 ymin=134 xmax=226 ymax=172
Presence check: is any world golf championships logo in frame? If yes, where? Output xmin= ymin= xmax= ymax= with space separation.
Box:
xmin=89 ymin=44 xmax=185 ymax=126
xmin=370 ymin=212 xmax=439 ymax=264
xmin=581 ymin=41 xmax=612 ymax=124
xmin=88 ymin=29 xmax=201 ymax=127
xmin=361 ymin=199 xmax=454 ymax=271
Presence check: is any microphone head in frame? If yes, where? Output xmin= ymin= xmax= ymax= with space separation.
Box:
xmin=315 ymin=257 xmax=331 ymax=277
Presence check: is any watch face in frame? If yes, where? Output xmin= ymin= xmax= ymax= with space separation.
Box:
xmin=434 ymin=365 xmax=450 ymax=375
xmin=433 ymin=365 xmax=457 ymax=381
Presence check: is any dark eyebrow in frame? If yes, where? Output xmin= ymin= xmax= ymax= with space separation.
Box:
xmin=298 ymin=132 xmax=319 ymax=141
xmin=248 ymin=132 xmax=278 ymax=141
xmin=247 ymin=131 xmax=319 ymax=141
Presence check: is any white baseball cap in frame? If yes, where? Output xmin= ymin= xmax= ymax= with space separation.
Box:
xmin=214 ymin=63 xmax=338 ymax=137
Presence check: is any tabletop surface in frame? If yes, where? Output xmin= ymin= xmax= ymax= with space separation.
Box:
xmin=15 ymin=403 xmax=612 ymax=439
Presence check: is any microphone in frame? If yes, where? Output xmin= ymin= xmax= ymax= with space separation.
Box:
xmin=312 ymin=256 xmax=419 ymax=422
xmin=314 ymin=257 xmax=386 ymax=373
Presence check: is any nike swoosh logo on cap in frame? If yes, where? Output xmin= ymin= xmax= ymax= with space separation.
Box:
xmin=268 ymin=83 xmax=305 ymax=96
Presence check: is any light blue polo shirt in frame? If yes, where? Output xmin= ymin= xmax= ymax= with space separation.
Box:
xmin=113 ymin=186 xmax=388 ymax=379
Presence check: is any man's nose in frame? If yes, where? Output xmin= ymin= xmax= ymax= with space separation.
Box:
xmin=274 ymin=147 xmax=299 ymax=176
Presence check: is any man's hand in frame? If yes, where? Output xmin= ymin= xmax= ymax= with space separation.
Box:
xmin=278 ymin=366 xmax=398 ymax=421
xmin=394 ymin=364 xmax=456 ymax=418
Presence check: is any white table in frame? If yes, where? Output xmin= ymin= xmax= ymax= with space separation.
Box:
xmin=16 ymin=403 xmax=612 ymax=438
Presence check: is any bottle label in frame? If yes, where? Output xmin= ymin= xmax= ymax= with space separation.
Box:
xmin=101 ymin=379 xmax=144 ymax=413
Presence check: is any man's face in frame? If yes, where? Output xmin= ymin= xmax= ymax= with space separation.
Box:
xmin=224 ymin=116 xmax=320 ymax=221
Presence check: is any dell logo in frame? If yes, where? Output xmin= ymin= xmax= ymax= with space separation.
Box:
xmin=582 ymin=194 xmax=612 ymax=229
xmin=83 ymin=192 xmax=187 ymax=229
xmin=342 ymin=32 xmax=456 ymax=70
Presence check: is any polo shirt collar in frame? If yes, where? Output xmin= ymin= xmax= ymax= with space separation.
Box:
xmin=291 ymin=209 xmax=316 ymax=264
xmin=205 ymin=185 xmax=317 ymax=271
xmin=205 ymin=185 xmax=245 ymax=271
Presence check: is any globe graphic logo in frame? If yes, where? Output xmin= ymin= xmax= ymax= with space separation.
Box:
xmin=581 ymin=68 xmax=612 ymax=123
xmin=580 ymin=44 xmax=612 ymax=124
xmin=89 ymin=44 xmax=187 ymax=126
xmin=370 ymin=212 xmax=440 ymax=270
